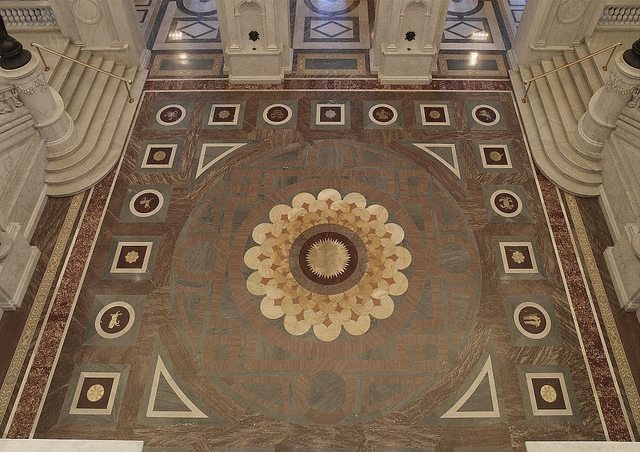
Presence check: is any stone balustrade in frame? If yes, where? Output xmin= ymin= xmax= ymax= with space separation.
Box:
xmin=0 ymin=2 xmax=57 ymax=29
xmin=598 ymin=6 xmax=640 ymax=27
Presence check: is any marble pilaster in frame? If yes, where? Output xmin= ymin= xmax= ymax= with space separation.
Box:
xmin=370 ymin=0 xmax=448 ymax=85
xmin=217 ymin=0 xmax=292 ymax=84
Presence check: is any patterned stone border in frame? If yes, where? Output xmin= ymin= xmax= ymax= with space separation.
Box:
xmin=565 ymin=193 xmax=640 ymax=432
xmin=0 ymin=193 xmax=84 ymax=428
xmin=6 ymin=169 xmax=116 ymax=438
xmin=536 ymin=174 xmax=633 ymax=441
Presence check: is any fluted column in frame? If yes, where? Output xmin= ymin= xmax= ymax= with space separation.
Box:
xmin=575 ymin=43 xmax=640 ymax=154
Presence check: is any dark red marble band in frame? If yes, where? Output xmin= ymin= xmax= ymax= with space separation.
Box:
xmin=6 ymin=168 xmax=117 ymax=438
xmin=536 ymin=171 xmax=631 ymax=441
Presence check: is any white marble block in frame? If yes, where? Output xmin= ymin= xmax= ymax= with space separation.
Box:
xmin=217 ymin=0 xmax=292 ymax=84
xmin=370 ymin=0 xmax=448 ymax=85
xmin=0 ymin=222 xmax=40 ymax=311
xmin=0 ymin=439 xmax=144 ymax=452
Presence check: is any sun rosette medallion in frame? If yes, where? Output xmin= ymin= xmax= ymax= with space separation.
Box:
xmin=243 ymin=189 xmax=411 ymax=342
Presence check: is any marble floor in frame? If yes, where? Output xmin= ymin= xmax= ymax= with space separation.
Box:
xmin=0 ymin=1 xmax=638 ymax=451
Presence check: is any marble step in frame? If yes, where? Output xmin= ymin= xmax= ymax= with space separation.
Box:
xmin=0 ymin=113 xmax=37 ymax=156
xmin=65 ymin=55 xmax=103 ymax=122
xmin=515 ymin=66 xmax=601 ymax=196
xmin=551 ymin=54 xmax=587 ymax=121
xmin=617 ymin=106 xmax=640 ymax=136
xmin=564 ymin=50 xmax=597 ymax=108
xmin=539 ymin=59 xmax=578 ymax=133
xmin=46 ymin=67 xmax=146 ymax=197
xmin=57 ymin=51 xmax=94 ymax=108
xmin=46 ymin=63 xmax=126 ymax=176
xmin=573 ymin=45 xmax=604 ymax=94
xmin=47 ymin=59 xmax=115 ymax=161
xmin=47 ymin=42 xmax=81 ymax=93
xmin=532 ymin=63 xmax=601 ymax=166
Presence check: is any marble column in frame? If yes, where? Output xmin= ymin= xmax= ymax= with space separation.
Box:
xmin=0 ymin=50 xmax=76 ymax=153
xmin=0 ymin=212 xmax=40 ymax=313
xmin=217 ymin=0 xmax=292 ymax=84
xmin=576 ymin=42 xmax=640 ymax=154
xmin=370 ymin=0 xmax=448 ymax=85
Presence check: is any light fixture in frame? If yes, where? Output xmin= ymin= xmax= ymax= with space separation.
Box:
xmin=471 ymin=31 xmax=489 ymax=40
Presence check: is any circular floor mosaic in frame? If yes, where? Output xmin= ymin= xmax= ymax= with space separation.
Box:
xmin=171 ymin=140 xmax=481 ymax=425
xmin=244 ymin=189 xmax=411 ymax=342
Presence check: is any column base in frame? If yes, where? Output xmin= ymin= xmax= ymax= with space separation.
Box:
xmin=0 ymin=223 xmax=40 ymax=312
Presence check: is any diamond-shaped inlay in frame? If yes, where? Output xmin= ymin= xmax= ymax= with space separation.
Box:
xmin=311 ymin=20 xmax=352 ymax=38
xmin=178 ymin=21 xmax=217 ymax=39
xmin=445 ymin=21 xmax=483 ymax=39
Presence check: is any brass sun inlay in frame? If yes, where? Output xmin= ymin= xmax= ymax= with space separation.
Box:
xmin=86 ymin=384 xmax=105 ymax=402
xmin=512 ymin=250 xmax=526 ymax=264
xmin=540 ymin=384 xmax=557 ymax=403
xmin=306 ymin=238 xmax=351 ymax=279
xmin=125 ymin=250 xmax=140 ymax=264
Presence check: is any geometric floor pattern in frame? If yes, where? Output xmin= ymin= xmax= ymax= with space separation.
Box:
xmin=14 ymin=85 xmax=634 ymax=449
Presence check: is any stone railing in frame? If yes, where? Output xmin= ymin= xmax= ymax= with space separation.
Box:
xmin=598 ymin=6 xmax=640 ymax=26
xmin=0 ymin=1 xmax=58 ymax=28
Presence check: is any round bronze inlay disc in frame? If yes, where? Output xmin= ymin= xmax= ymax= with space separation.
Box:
xmin=159 ymin=106 xmax=183 ymax=123
xmin=371 ymin=106 xmax=395 ymax=123
xmin=132 ymin=191 xmax=161 ymax=214
xmin=517 ymin=305 xmax=547 ymax=335
xmin=266 ymin=106 xmax=290 ymax=123
xmin=474 ymin=106 xmax=498 ymax=124
xmin=493 ymin=192 xmax=519 ymax=215
xmin=99 ymin=305 xmax=131 ymax=335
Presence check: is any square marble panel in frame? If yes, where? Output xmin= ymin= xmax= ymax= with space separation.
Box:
xmin=60 ymin=364 xmax=129 ymax=424
xmin=517 ymin=365 xmax=581 ymax=425
xmin=310 ymin=100 xmax=351 ymax=129
xmin=293 ymin=0 xmax=370 ymax=50
xmin=363 ymin=100 xmax=404 ymax=129
xmin=473 ymin=140 xmax=518 ymax=173
xmin=257 ymin=101 xmax=299 ymax=129
xmin=104 ymin=236 xmax=160 ymax=280
xmin=414 ymin=101 xmax=457 ymax=130
xmin=152 ymin=2 xmax=222 ymax=51
xmin=493 ymin=237 xmax=545 ymax=280
xmin=136 ymin=140 xmax=183 ymax=173
xmin=307 ymin=17 xmax=358 ymax=41
xmin=203 ymin=101 xmax=246 ymax=129
xmin=441 ymin=1 xmax=505 ymax=51
xmin=119 ymin=185 xmax=172 ymax=223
